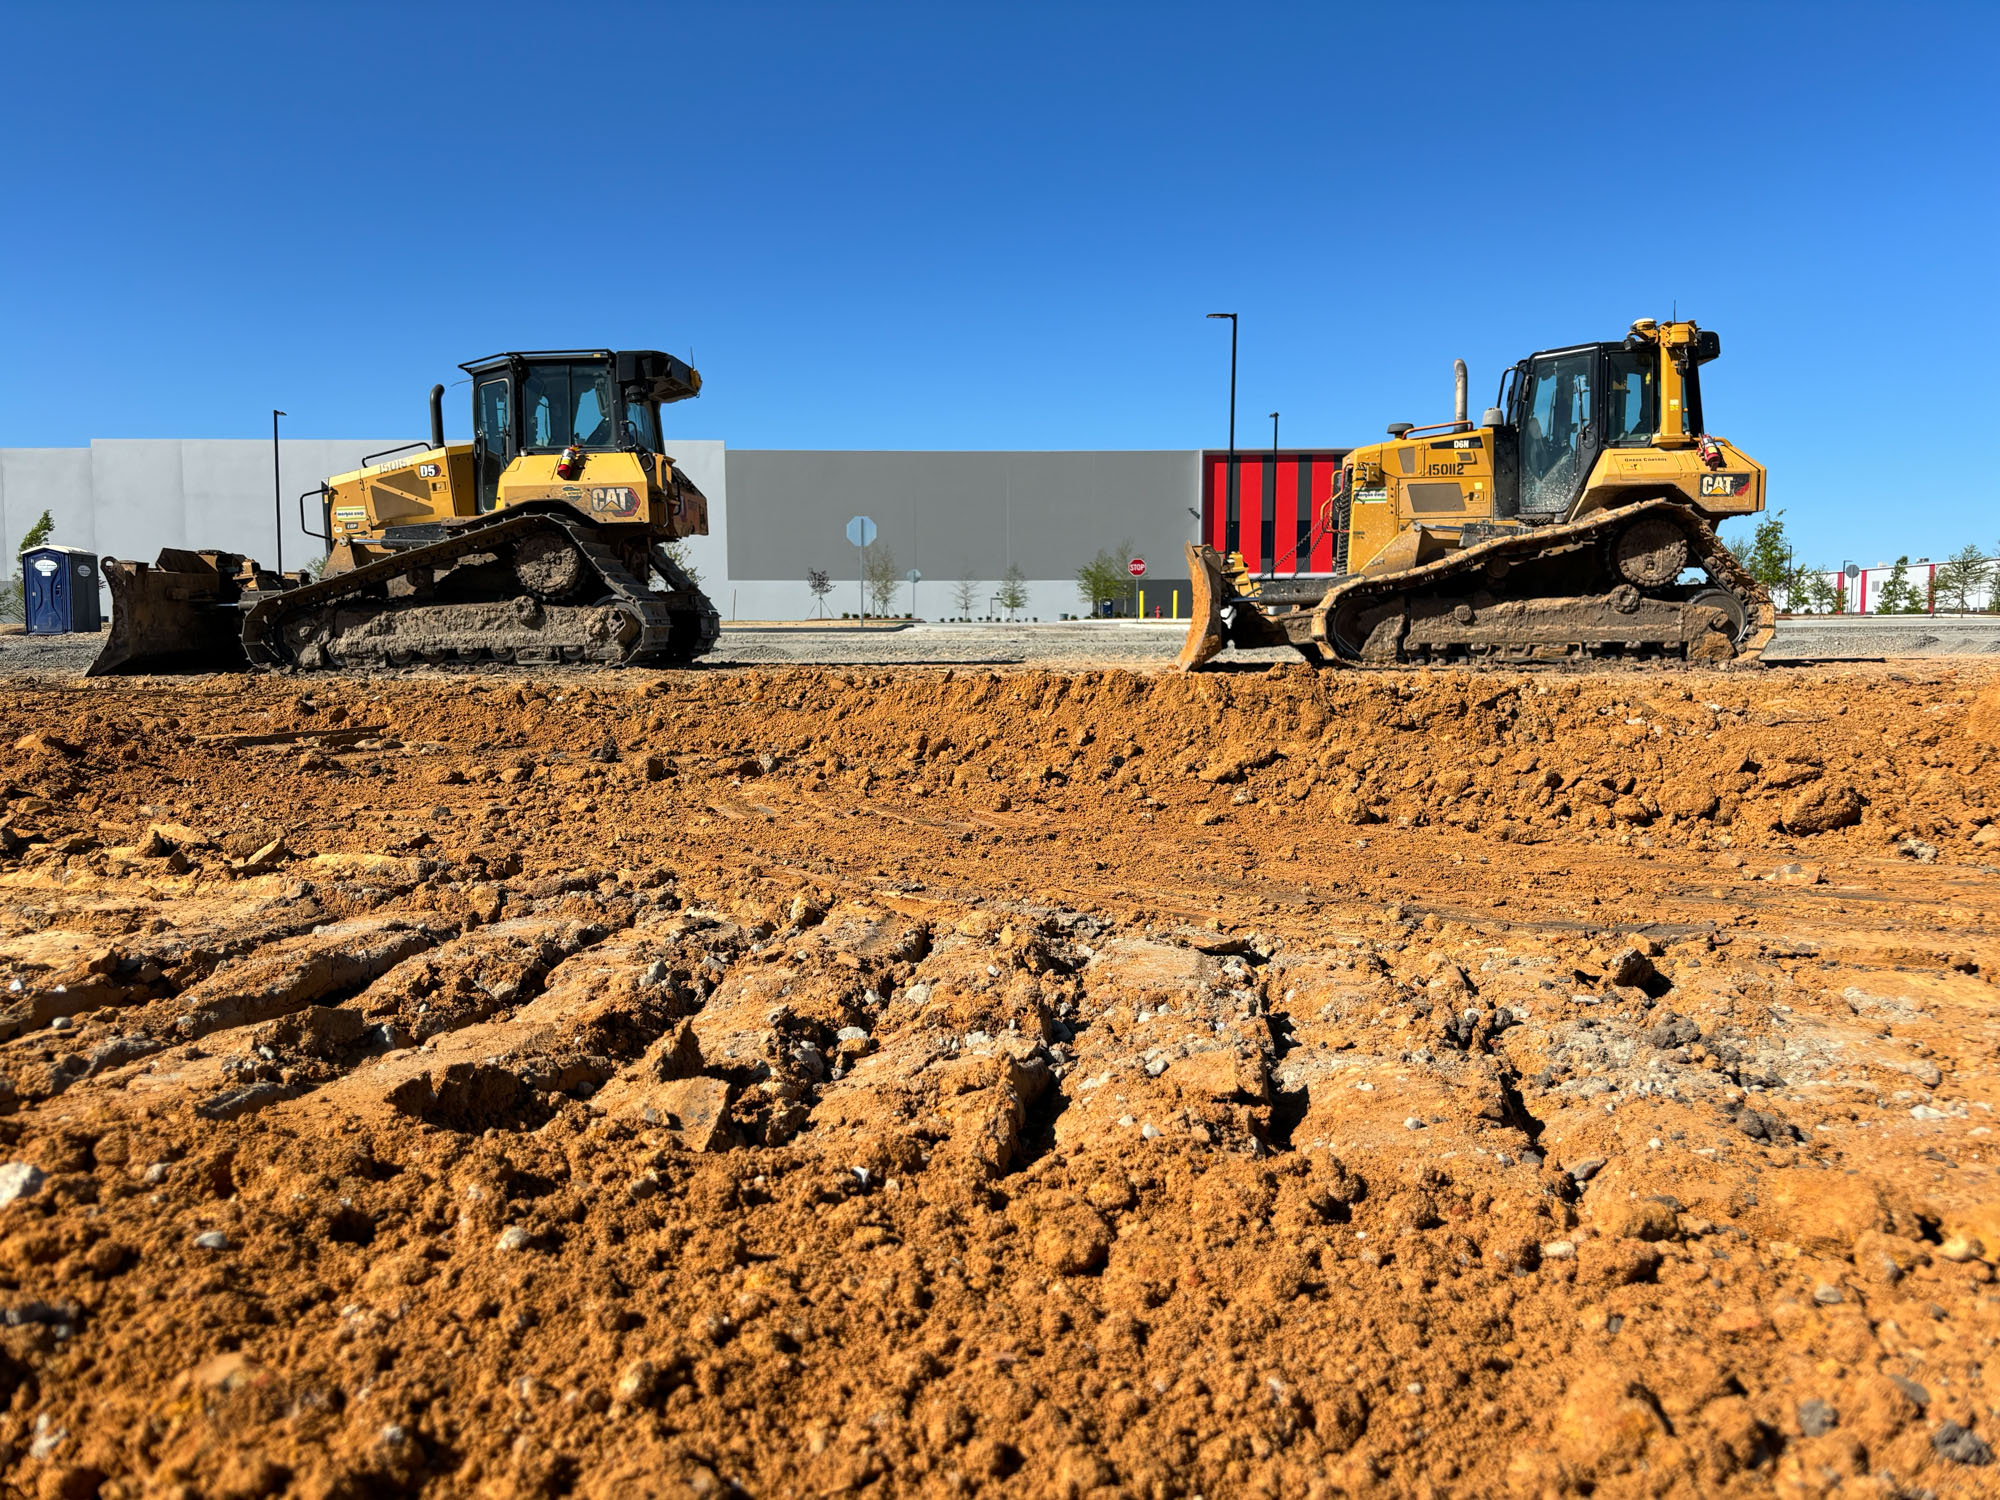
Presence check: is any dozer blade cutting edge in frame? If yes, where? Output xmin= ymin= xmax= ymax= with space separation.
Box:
xmin=89 ymin=551 xmax=253 ymax=676
xmin=1175 ymin=542 xmax=1230 ymax=671
xmin=1176 ymin=543 xmax=1314 ymax=671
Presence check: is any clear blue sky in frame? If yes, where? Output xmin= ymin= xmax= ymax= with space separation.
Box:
xmin=4 ymin=2 xmax=1993 ymax=567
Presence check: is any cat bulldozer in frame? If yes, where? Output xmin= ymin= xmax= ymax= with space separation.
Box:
xmin=90 ymin=348 xmax=720 ymax=675
xmin=1178 ymin=318 xmax=1775 ymax=670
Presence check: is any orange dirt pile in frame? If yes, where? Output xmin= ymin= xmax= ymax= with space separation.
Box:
xmin=0 ymin=661 xmax=1997 ymax=1499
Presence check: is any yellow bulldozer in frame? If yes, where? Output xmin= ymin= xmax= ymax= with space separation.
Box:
xmin=1178 ymin=318 xmax=1775 ymax=670
xmin=91 ymin=349 xmax=719 ymax=674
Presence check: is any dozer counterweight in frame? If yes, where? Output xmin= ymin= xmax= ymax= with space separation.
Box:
xmin=1180 ymin=318 xmax=1775 ymax=670
xmin=90 ymin=349 xmax=721 ymax=675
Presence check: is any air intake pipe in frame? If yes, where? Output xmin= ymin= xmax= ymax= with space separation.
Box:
xmin=1454 ymin=360 xmax=1468 ymax=425
xmin=429 ymin=384 xmax=446 ymax=452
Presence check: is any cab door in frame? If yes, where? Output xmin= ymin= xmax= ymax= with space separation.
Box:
xmin=1516 ymin=349 xmax=1602 ymax=517
xmin=473 ymin=374 xmax=514 ymax=513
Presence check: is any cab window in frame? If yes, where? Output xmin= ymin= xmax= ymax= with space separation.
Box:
xmin=621 ymin=390 xmax=659 ymax=450
xmin=1605 ymin=351 xmax=1658 ymax=446
xmin=1519 ymin=351 xmax=1593 ymax=514
xmin=476 ymin=379 xmax=510 ymax=452
xmin=520 ymin=362 xmax=616 ymax=450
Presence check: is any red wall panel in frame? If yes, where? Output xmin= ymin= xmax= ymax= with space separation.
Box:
xmin=1309 ymin=459 xmax=1337 ymax=573
xmin=1200 ymin=450 xmax=1349 ymax=574
xmin=1273 ymin=459 xmax=1299 ymax=573
xmin=1236 ymin=461 xmax=1263 ymax=573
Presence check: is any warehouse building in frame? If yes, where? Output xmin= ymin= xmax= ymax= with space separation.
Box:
xmin=0 ymin=439 xmax=1350 ymax=622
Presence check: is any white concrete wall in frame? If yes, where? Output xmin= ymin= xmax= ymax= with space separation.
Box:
xmin=1 ymin=437 xmax=1208 ymax=625
xmin=715 ymin=575 xmax=1189 ymax=623
xmin=0 ymin=448 xmax=93 ymax=562
xmin=1789 ymin=562 xmax=1998 ymax=614
xmin=661 ymin=439 xmax=727 ymax=596
xmin=0 ymin=439 xmax=411 ymax=593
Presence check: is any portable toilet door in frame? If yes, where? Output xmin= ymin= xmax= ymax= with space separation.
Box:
xmin=22 ymin=546 xmax=103 ymax=634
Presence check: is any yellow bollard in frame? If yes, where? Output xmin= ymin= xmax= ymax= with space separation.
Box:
xmin=1138 ymin=588 xmax=1144 ymax=618
xmin=1172 ymin=588 xmax=1178 ymax=619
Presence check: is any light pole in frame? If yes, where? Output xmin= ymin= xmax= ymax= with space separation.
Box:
xmin=1206 ymin=313 xmax=1237 ymax=556
xmin=271 ymin=409 xmax=287 ymax=574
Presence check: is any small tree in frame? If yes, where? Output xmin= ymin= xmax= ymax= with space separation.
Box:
xmin=952 ymin=558 xmax=979 ymax=619
xmin=1798 ymin=568 xmax=1838 ymax=615
xmin=1832 ymin=575 xmax=1848 ymax=614
xmin=1733 ymin=511 xmax=1791 ymax=590
xmin=1074 ymin=549 xmax=1126 ymax=616
xmin=863 ymin=540 xmax=899 ymax=615
xmin=1874 ymin=556 xmax=1916 ymax=615
xmin=18 ymin=511 xmax=53 ymax=557
xmin=997 ymin=562 xmax=1029 ymax=621
xmin=1780 ymin=560 xmax=1821 ymax=614
xmin=807 ymin=567 xmax=833 ymax=618
xmin=1934 ymin=544 xmax=1989 ymax=614
xmin=654 ymin=536 xmax=701 ymax=588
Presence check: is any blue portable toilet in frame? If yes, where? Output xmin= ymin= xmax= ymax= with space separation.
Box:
xmin=22 ymin=546 xmax=104 ymax=635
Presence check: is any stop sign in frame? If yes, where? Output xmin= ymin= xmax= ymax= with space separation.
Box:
xmin=1128 ymin=557 xmax=1146 ymax=577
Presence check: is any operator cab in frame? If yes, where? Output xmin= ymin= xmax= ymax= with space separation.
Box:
xmin=460 ymin=349 xmax=701 ymax=513
xmin=1496 ymin=325 xmax=1720 ymax=517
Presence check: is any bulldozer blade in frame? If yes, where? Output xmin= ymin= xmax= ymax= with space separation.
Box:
xmin=89 ymin=551 xmax=252 ymax=676
xmin=1176 ymin=542 xmax=1231 ymax=671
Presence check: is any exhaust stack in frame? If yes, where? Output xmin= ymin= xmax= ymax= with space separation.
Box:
xmin=1454 ymin=360 xmax=1468 ymax=425
xmin=429 ymin=384 xmax=446 ymax=452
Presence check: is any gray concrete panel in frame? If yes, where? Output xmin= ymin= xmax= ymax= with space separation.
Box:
xmin=91 ymin=439 xmax=414 ymax=568
xmin=5 ymin=440 xmax=1205 ymax=624
xmin=659 ymin=439 xmax=726 ymax=594
xmin=89 ymin=440 xmax=185 ymax=563
xmin=0 ymin=448 xmax=93 ymax=562
xmin=724 ymin=450 xmax=1199 ymax=589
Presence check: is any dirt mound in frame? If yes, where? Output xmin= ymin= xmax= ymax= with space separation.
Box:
xmin=0 ymin=661 xmax=1995 ymax=1496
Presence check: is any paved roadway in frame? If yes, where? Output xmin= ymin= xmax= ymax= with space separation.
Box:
xmin=3 ymin=613 xmax=1996 ymax=675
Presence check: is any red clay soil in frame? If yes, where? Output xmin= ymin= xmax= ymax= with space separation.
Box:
xmin=0 ymin=661 xmax=1996 ymax=1499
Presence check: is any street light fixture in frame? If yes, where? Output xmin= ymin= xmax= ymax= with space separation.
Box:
xmin=1207 ymin=313 xmax=1238 ymax=555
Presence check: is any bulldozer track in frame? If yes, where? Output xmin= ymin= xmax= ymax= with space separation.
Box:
xmin=241 ymin=510 xmax=719 ymax=672
xmin=1308 ymin=498 xmax=1776 ymax=669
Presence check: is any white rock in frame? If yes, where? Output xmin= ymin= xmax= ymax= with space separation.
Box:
xmin=193 ymin=1231 xmax=230 ymax=1251
xmin=0 ymin=1163 xmax=45 ymax=1207
xmin=1541 ymin=1240 xmax=1577 ymax=1259
xmin=1403 ymin=1117 xmax=1426 ymax=1131
xmin=495 ymin=1226 xmax=533 ymax=1252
